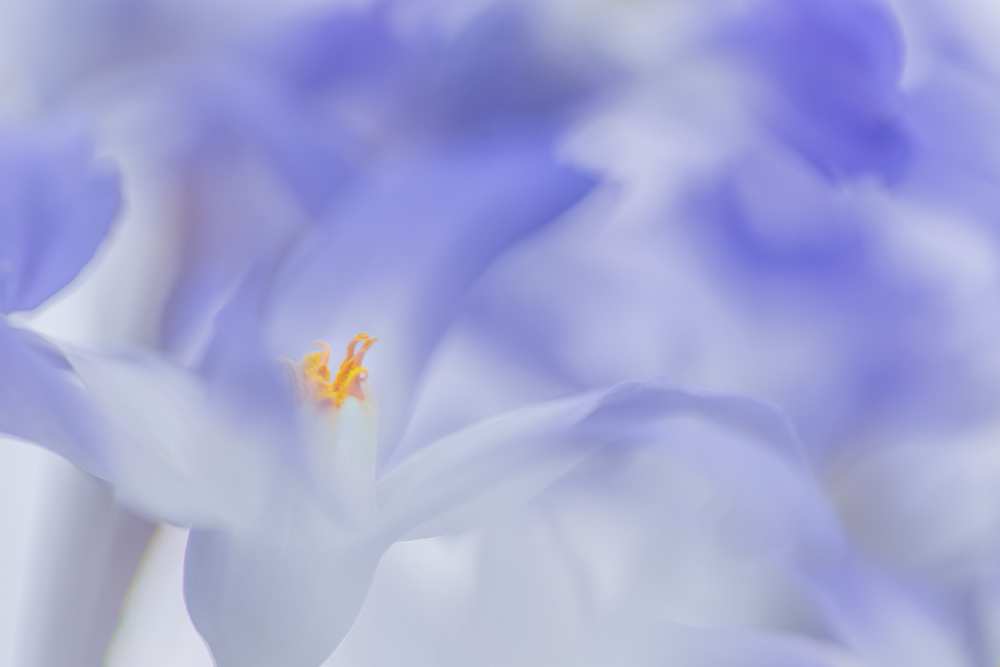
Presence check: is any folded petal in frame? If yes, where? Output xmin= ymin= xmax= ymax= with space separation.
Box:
xmin=66 ymin=348 xmax=284 ymax=527
xmin=722 ymin=0 xmax=909 ymax=182
xmin=332 ymin=381 xmax=856 ymax=667
xmin=0 ymin=321 xmax=107 ymax=477
xmin=184 ymin=497 xmax=387 ymax=667
xmin=0 ymin=123 xmax=120 ymax=314
xmin=298 ymin=400 xmax=379 ymax=528
xmin=377 ymin=382 xmax=828 ymax=544
xmin=339 ymin=556 xmax=863 ymax=667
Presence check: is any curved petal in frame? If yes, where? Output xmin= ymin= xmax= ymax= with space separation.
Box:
xmin=0 ymin=321 xmax=107 ymax=477
xmin=15 ymin=463 xmax=154 ymax=667
xmin=721 ymin=0 xmax=909 ymax=182
xmin=184 ymin=497 xmax=387 ymax=667
xmin=335 ymin=384 xmax=857 ymax=667
xmin=335 ymin=527 xmax=858 ymax=667
xmin=339 ymin=566 xmax=863 ymax=667
xmin=377 ymin=382 xmax=829 ymax=544
xmin=65 ymin=348 xmax=283 ymax=527
xmin=298 ymin=400 xmax=379 ymax=527
xmin=0 ymin=123 xmax=120 ymax=314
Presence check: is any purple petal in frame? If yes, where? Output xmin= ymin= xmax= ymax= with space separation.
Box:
xmin=721 ymin=0 xmax=910 ymax=182
xmin=0 ymin=124 xmax=120 ymax=314
xmin=156 ymin=2 xmax=605 ymax=354
xmin=0 ymin=321 xmax=108 ymax=477
xmin=378 ymin=382 xmax=832 ymax=549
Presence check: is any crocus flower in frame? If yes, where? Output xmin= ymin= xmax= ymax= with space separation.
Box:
xmin=5 ymin=127 xmax=589 ymax=666
xmin=10 ymin=3 xmax=1000 ymax=667
xmin=33 ymin=108 xmax=893 ymax=666
xmin=61 ymin=309 xmax=821 ymax=666
xmin=5 ymin=5 xmax=621 ymax=665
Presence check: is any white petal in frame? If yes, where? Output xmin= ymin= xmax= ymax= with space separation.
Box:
xmin=184 ymin=495 xmax=387 ymax=667
xmin=376 ymin=382 xmax=817 ymax=542
xmin=67 ymin=349 xmax=280 ymax=527
xmin=299 ymin=399 xmax=378 ymax=527
xmin=0 ymin=322 xmax=107 ymax=477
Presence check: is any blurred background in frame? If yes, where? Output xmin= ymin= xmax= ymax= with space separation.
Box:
xmin=4 ymin=0 xmax=1000 ymax=665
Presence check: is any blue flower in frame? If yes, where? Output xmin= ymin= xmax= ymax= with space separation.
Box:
xmin=33 ymin=136 xmax=596 ymax=665
xmin=35 ymin=117 xmax=859 ymax=666
xmin=9 ymin=2 xmax=1000 ymax=666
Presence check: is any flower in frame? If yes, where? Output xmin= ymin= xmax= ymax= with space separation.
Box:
xmin=10 ymin=2 xmax=1000 ymax=666
xmin=63 ymin=332 xmax=814 ymax=666
xmin=11 ymin=125 xmax=594 ymax=665
xmin=35 ymin=115 xmax=875 ymax=666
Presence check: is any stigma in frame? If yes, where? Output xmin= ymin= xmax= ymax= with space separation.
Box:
xmin=298 ymin=333 xmax=377 ymax=409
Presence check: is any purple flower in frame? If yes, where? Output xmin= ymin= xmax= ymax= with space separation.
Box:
xmin=33 ymin=118 xmax=856 ymax=666
xmin=7 ymin=2 xmax=1000 ymax=665
xmin=31 ymin=131 xmax=600 ymax=665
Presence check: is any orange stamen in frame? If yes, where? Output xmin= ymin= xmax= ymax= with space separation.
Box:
xmin=299 ymin=333 xmax=376 ymax=409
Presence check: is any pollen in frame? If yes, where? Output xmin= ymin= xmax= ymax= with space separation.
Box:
xmin=299 ymin=333 xmax=377 ymax=409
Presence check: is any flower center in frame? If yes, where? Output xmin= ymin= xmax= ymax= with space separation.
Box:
xmin=299 ymin=333 xmax=376 ymax=409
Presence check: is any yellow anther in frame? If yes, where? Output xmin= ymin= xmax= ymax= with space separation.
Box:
xmin=299 ymin=333 xmax=376 ymax=409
